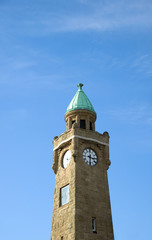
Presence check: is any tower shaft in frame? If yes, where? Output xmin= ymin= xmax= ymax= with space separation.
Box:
xmin=51 ymin=84 xmax=114 ymax=240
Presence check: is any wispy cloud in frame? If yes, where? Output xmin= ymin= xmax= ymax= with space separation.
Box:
xmin=107 ymin=104 xmax=152 ymax=126
xmin=1 ymin=0 xmax=152 ymax=34
xmin=1 ymin=108 xmax=28 ymax=122
xmin=108 ymin=53 xmax=152 ymax=77
xmin=81 ymin=50 xmax=152 ymax=78
xmin=40 ymin=0 xmax=152 ymax=33
xmin=132 ymin=54 xmax=152 ymax=77
xmin=12 ymin=61 xmax=36 ymax=70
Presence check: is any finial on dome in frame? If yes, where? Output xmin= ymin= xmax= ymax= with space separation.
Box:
xmin=77 ymin=83 xmax=83 ymax=89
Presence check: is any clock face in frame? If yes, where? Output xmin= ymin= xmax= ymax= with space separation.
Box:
xmin=83 ymin=148 xmax=98 ymax=166
xmin=63 ymin=150 xmax=71 ymax=168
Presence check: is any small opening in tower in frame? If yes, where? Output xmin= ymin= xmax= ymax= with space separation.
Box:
xmin=72 ymin=120 xmax=75 ymax=125
xmin=80 ymin=120 xmax=86 ymax=129
xmin=90 ymin=122 xmax=92 ymax=130
xmin=92 ymin=217 xmax=97 ymax=233
xmin=61 ymin=237 xmax=63 ymax=240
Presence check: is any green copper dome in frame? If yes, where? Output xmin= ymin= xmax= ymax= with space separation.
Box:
xmin=65 ymin=83 xmax=96 ymax=115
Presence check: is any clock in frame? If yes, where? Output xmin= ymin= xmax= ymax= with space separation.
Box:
xmin=83 ymin=148 xmax=98 ymax=166
xmin=63 ymin=150 xmax=71 ymax=168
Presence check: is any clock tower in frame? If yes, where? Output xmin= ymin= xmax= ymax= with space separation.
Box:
xmin=51 ymin=83 xmax=114 ymax=240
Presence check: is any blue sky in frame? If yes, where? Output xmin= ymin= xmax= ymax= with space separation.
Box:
xmin=0 ymin=0 xmax=152 ymax=239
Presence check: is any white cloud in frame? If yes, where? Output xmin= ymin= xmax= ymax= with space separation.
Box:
xmin=12 ymin=61 xmax=36 ymax=70
xmin=107 ymin=104 xmax=152 ymax=126
xmin=40 ymin=0 xmax=152 ymax=33
xmin=1 ymin=0 xmax=152 ymax=34
xmin=1 ymin=108 xmax=28 ymax=122
xmin=132 ymin=54 xmax=152 ymax=77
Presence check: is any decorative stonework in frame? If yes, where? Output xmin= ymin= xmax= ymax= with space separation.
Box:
xmin=52 ymin=150 xmax=58 ymax=174
xmin=105 ymin=158 xmax=111 ymax=170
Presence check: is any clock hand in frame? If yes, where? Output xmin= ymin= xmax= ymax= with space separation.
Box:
xmin=88 ymin=155 xmax=91 ymax=165
xmin=88 ymin=155 xmax=94 ymax=159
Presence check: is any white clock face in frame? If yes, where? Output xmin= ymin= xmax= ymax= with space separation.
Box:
xmin=83 ymin=148 xmax=98 ymax=166
xmin=63 ymin=150 xmax=71 ymax=168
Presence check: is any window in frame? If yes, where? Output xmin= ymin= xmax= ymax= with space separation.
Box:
xmin=80 ymin=120 xmax=86 ymax=129
xmin=72 ymin=120 xmax=75 ymax=125
xmin=60 ymin=185 xmax=69 ymax=206
xmin=61 ymin=237 xmax=63 ymax=240
xmin=90 ymin=122 xmax=92 ymax=130
xmin=92 ymin=217 xmax=97 ymax=233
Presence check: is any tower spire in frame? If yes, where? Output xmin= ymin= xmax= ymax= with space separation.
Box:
xmin=65 ymin=83 xmax=96 ymax=115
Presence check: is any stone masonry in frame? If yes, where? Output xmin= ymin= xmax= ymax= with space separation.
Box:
xmin=51 ymin=108 xmax=114 ymax=240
